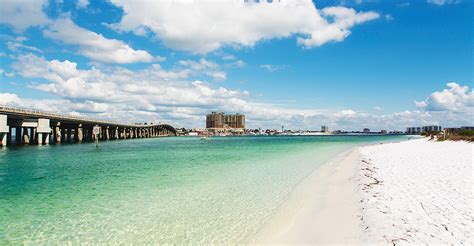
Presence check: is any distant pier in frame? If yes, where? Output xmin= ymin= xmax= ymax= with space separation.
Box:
xmin=0 ymin=105 xmax=177 ymax=146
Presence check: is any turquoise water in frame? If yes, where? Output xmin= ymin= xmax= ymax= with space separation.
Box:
xmin=0 ymin=135 xmax=407 ymax=243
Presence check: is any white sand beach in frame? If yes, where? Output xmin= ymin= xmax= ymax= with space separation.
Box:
xmin=255 ymin=138 xmax=473 ymax=244
xmin=359 ymin=138 xmax=473 ymax=244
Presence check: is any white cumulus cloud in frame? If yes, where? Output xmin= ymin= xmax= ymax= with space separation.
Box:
xmin=43 ymin=17 xmax=156 ymax=64
xmin=415 ymin=82 xmax=474 ymax=111
xmin=108 ymin=0 xmax=379 ymax=54
xmin=0 ymin=0 xmax=50 ymax=32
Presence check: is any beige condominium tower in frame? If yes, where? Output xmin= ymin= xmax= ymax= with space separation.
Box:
xmin=206 ymin=112 xmax=245 ymax=133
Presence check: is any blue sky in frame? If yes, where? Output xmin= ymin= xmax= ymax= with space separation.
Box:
xmin=0 ymin=0 xmax=472 ymax=130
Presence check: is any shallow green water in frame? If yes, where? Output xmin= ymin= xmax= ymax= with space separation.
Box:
xmin=0 ymin=135 xmax=407 ymax=243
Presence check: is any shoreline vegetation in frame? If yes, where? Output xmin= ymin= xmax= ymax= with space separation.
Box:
xmin=255 ymin=138 xmax=472 ymax=244
xmin=423 ymin=129 xmax=474 ymax=142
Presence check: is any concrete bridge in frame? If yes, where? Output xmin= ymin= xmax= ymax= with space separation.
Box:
xmin=0 ymin=105 xmax=177 ymax=146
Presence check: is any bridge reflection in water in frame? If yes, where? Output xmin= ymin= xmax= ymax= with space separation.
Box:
xmin=0 ymin=105 xmax=177 ymax=146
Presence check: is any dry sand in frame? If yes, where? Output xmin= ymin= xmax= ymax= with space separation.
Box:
xmin=359 ymin=139 xmax=473 ymax=244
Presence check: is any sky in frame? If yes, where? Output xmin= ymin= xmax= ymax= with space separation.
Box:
xmin=0 ymin=0 xmax=472 ymax=131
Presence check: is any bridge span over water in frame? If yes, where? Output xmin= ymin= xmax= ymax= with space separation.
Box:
xmin=0 ymin=105 xmax=177 ymax=146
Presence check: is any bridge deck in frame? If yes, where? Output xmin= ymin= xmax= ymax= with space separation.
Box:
xmin=0 ymin=105 xmax=169 ymax=128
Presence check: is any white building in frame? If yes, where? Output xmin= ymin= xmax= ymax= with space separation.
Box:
xmin=406 ymin=126 xmax=442 ymax=134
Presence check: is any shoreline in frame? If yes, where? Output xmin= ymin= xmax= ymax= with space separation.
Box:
xmin=253 ymin=146 xmax=364 ymax=244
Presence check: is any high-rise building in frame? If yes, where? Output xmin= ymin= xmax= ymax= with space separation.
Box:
xmin=363 ymin=128 xmax=370 ymax=133
xmin=206 ymin=112 xmax=245 ymax=132
xmin=422 ymin=125 xmax=442 ymax=132
xmin=406 ymin=126 xmax=442 ymax=134
xmin=321 ymin=126 xmax=328 ymax=132
xmin=406 ymin=127 xmax=422 ymax=134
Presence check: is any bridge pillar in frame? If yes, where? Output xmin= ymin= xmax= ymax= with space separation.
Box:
xmin=0 ymin=133 xmax=6 ymax=146
xmin=105 ymin=126 xmax=110 ymax=140
xmin=37 ymin=133 xmax=43 ymax=145
xmin=37 ymin=119 xmax=51 ymax=145
xmin=54 ymin=123 xmax=61 ymax=143
xmin=76 ymin=124 xmax=83 ymax=142
xmin=44 ymin=132 xmax=49 ymax=144
xmin=0 ymin=115 xmax=9 ymax=146
xmin=22 ymin=127 xmax=29 ymax=144
xmin=115 ymin=127 xmax=119 ymax=139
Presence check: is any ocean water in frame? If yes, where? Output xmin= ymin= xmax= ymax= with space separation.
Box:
xmin=0 ymin=135 xmax=408 ymax=243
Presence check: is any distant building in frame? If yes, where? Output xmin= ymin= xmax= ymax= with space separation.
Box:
xmin=406 ymin=126 xmax=442 ymax=134
xmin=461 ymin=126 xmax=474 ymax=130
xmin=363 ymin=128 xmax=370 ymax=133
xmin=406 ymin=127 xmax=422 ymax=134
xmin=390 ymin=131 xmax=404 ymax=135
xmin=380 ymin=130 xmax=387 ymax=134
xmin=321 ymin=126 xmax=328 ymax=132
xmin=206 ymin=112 xmax=245 ymax=132
xmin=422 ymin=125 xmax=442 ymax=132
